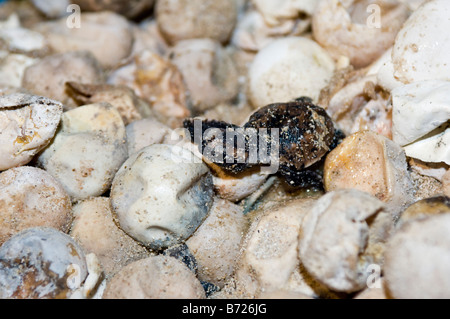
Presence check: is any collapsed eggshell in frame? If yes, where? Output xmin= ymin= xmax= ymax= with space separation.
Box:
xmin=22 ymin=51 xmax=104 ymax=108
xmin=312 ymin=0 xmax=409 ymax=68
xmin=391 ymin=0 xmax=450 ymax=85
xmin=108 ymin=50 xmax=190 ymax=128
xmin=0 ymin=93 xmax=62 ymax=171
xmin=110 ymin=144 xmax=214 ymax=250
xmin=0 ymin=227 xmax=88 ymax=299
xmin=299 ymin=189 xmax=390 ymax=293
xmin=65 ymin=82 xmax=148 ymax=125
xmin=169 ymin=38 xmax=240 ymax=113
xmin=35 ymin=11 xmax=133 ymax=68
xmin=156 ymin=0 xmax=237 ymax=45
xmin=0 ymin=166 xmax=72 ymax=245
xmin=186 ymin=198 xmax=246 ymax=287
xmin=324 ymin=130 xmax=415 ymax=218
xmin=36 ymin=102 xmax=128 ymax=200
xmin=248 ymin=37 xmax=335 ymax=108
xmin=102 ymin=255 xmax=206 ymax=299
xmin=69 ymin=197 xmax=151 ymax=280
xmin=384 ymin=213 xmax=450 ymax=298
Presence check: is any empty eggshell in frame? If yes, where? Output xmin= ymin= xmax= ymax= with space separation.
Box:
xmin=102 ymin=255 xmax=206 ymax=299
xmin=324 ymin=130 xmax=415 ymax=218
xmin=391 ymin=80 xmax=450 ymax=165
xmin=0 ymin=227 xmax=88 ymax=299
xmin=299 ymin=189 xmax=390 ymax=293
xmin=169 ymin=38 xmax=240 ymax=113
xmin=384 ymin=213 xmax=450 ymax=298
xmin=252 ymin=0 xmax=317 ymax=27
xmin=0 ymin=166 xmax=72 ymax=245
xmin=156 ymin=0 xmax=237 ymax=45
xmin=391 ymin=0 xmax=450 ymax=85
xmin=312 ymin=0 xmax=409 ymax=68
xmin=109 ymin=50 xmax=190 ymax=128
xmin=186 ymin=198 xmax=246 ymax=287
xmin=31 ymin=0 xmax=70 ymax=18
xmin=248 ymin=37 xmax=335 ymax=108
xmin=110 ymin=144 xmax=214 ymax=250
xmin=0 ymin=93 xmax=62 ymax=171
xmin=36 ymin=102 xmax=128 ymax=200
xmin=22 ymin=51 xmax=104 ymax=108
xmin=69 ymin=197 xmax=151 ymax=280
xmin=65 ymin=82 xmax=148 ymax=125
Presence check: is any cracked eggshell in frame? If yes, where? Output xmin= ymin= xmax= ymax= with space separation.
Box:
xmin=103 ymin=255 xmax=205 ymax=299
xmin=69 ymin=197 xmax=151 ymax=280
xmin=186 ymin=198 xmax=246 ymax=288
xmin=384 ymin=213 xmax=450 ymax=298
xmin=248 ymin=37 xmax=335 ymax=108
xmin=169 ymin=39 xmax=240 ymax=113
xmin=0 ymin=227 xmax=88 ymax=299
xmin=36 ymin=102 xmax=128 ymax=200
xmin=22 ymin=51 xmax=104 ymax=109
xmin=299 ymin=189 xmax=389 ymax=293
xmin=0 ymin=166 xmax=72 ymax=245
xmin=35 ymin=11 xmax=133 ymax=69
xmin=0 ymin=93 xmax=62 ymax=171
xmin=156 ymin=0 xmax=237 ymax=45
xmin=391 ymin=80 xmax=450 ymax=165
xmin=110 ymin=144 xmax=214 ymax=250
xmin=324 ymin=130 xmax=415 ymax=218
xmin=391 ymin=0 xmax=450 ymax=85
xmin=312 ymin=0 xmax=409 ymax=69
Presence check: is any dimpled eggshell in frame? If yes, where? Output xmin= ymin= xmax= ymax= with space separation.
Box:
xmin=392 ymin=0 xmax=450 ymax=85
xmin=0 ymin=166 xmax=72 ymax=245
xmin=0 ymin=93 xmax=62 ymax=171
xmin=248 ymin=37 xmax=335 ymax=108
xmin=110 ymin=144 xmax=214 ymax=250
xmin=37 ymin=102 xmax=128 ymax=200
xmin=0 ymin=227 xmax=88 ymax=299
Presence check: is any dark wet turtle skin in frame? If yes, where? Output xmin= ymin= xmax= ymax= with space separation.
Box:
xmin=183 ymin=97 xmax=343 ymax=188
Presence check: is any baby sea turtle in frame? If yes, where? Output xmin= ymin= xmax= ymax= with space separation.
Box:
xmin=183 ymin=97 xmax=344 ymax=188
